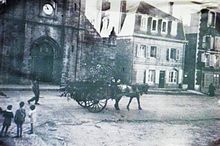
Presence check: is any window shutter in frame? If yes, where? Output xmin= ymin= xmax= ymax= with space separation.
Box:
xmin=147 ymin=46 xmax=150 ymax=58
xmin=167 ymin=21 xmax=172 ymax=35
xmin=201 ymin=53 xmax=206 ymax=62
xmin=210 ymin=36 xmax=214 ymax=50
xmin=144 ymin=46 xmax=147 ymax=58
xmin=210 ymin=54 xmax=215 ymax=67
xmin=156 ymin=47 xmax=160 ymax=59
xmin=173 ymin=49 xmax=177 ymax=60
xmin=147 ymin=17 xmax=152 ymax=33
xmin=136 ymin=15 xmax=142 ymax=31
xmin=176 ymin=49 xmax=180 ymax=60
xmin=135 ymin=44 xmax=138 ymax=57
xmin=166 ymin=48 xmax=170 ymax=61
xmin=206 ymin=36 xmax=211 ymax=49
xmin=215 ymin=37 xmax=220 ymax=51
xmin=202 ymin=36 xmax=206 ymax=49
xmin=143 ymin=70 xmax=146 ymax=83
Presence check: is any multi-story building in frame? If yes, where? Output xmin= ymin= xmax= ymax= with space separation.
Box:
xmin=86 ymin=0 xmax=187 ymax=88
xmin=185 ymin=8 xmax=220 ymax=91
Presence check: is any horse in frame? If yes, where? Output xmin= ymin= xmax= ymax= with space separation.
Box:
xmin=110 ymin=83 xmax=149 ymax=111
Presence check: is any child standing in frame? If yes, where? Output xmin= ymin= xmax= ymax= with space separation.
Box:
xmin=14 ymin=102 xmax=26 ymax=138
xmin=28 ymin=105 xmax=36 ymax=134
xmin=0 ymin=105 xmax=14 ymax=137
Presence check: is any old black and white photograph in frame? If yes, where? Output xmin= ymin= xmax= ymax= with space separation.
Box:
xmin=0 ymin=0 xmax=220 ymax=145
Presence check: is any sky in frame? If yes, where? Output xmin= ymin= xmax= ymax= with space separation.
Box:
xmin=141 ymin=0 xmax=220 ymax=26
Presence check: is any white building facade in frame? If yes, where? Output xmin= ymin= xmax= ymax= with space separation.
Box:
xmin=85 ymin=0 xmax=187 ymax=88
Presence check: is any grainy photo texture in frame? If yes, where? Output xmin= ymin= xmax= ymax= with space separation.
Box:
xmin=0 ymin=0 xmax=220 ymax=146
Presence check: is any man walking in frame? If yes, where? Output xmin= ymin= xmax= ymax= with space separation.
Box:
xmin=28 ymin=80 xmax=40 ymax=105
xmin=14 ymin=102 xmax=26 ymax=138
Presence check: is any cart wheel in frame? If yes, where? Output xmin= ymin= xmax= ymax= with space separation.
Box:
xmin=87 ymin=99 xmax=108 ymax=113
xmin=76 ymin=100 xmax=93 ymax=108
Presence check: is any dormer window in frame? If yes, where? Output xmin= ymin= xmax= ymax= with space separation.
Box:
xmin=140 ymin=16 xmax=147 ymax=31
xmin=152 ymin=19 xmax=157 ymax=31
xmin=120 ymin=0 xmax=126 ymax=12
xmin=102 ymin=0 xmax=110 ymax=11
xmin=208 ymin=11 xmax=216 ymax=27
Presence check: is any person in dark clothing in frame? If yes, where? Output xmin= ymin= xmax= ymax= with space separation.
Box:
xmin=28 ymin=80 xmax=40 ymax=105
xmin=14 ymin=102 xmax=26 ymax=138
xmin=208 ymin=83 xmax=216 ymax=97
xmin=0 ymin=105 xmax=14 ymax=137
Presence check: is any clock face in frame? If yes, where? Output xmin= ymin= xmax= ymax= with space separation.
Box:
xmin=43 ymin=4 xmax=54 ymax=15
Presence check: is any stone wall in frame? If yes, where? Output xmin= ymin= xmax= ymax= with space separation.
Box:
xmin=0 ymin=0 xmax=81 ymax=84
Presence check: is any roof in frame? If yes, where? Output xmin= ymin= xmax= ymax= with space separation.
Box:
xmin=135 ymin=1 xmax=180 ymax=22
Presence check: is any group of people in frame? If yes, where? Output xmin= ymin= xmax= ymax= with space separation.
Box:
xmin=0 ymin=79 xmax=40 ymax=138
xmin=0 ymin=102 xmax=36 ymax=137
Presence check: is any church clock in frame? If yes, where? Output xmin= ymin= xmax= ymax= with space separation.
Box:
xmin=43 ymin=3 xmax=54 ymax=15
xmin=40 ymin=0 xmax=56 ymax=17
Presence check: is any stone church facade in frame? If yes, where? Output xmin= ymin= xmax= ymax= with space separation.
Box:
xmin=0 ymin=0 xmax=132 ymax=85
xmin=0 ymin=0 xmax=92 ymax=84
xmin=0 ymin=0 xmax=84 ymax=84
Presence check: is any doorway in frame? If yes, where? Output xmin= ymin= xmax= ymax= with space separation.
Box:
xmin=31 ymin=37 xmax=62 ymax=84
xmin=31 ymin=43 xmax=54 ymax=82
xmin=159 ymin=71 xmax=165 ymax=88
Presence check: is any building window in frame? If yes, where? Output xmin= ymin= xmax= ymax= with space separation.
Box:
xmin=208 ymin=11 xmax=216 ymax=27
xmin=169 ymin=71 xmax=177 ymax=83
xmin=214 ymin=74 xmax=220 ymax=87
xmin=140 ymin=45 xmax=147 ymax=58
xmin=135 ymin=44 xmax=146 ymax=58
xmin=120 ymin=0 xmax=126 ymax=12
xmin=102 ymin=0 xmax=110 ymax=11
xmin=140 ymin=17 xmax=147 ymax=30
xmin=205 ymin=54 xmax=210 ymax=67
xmin=202 ymin=35 xmax=214 ymax=49
xmin=214 ymin=37 xmax=220 ymax=51
xmin=148 ymin=70 xmax=156 ymax=83
xmin=152 ymin=19 xmax=157 ymax=31
xmin=150 ymin=46 xmax=157 ymax=58
xmin=167 ymin=48 xmax=179 ymax=61
xmin=162 ymin=21 xmax=167 ymax=32
xmin=170 ymin=48 xmax=176 ymax=60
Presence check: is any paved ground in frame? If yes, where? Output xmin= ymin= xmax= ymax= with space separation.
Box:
xmin=0 ymin=90 xmax=220 ymax=146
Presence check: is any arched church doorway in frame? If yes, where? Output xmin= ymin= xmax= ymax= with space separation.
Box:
xmin=30 ymin=37 xmax=62 ymax=83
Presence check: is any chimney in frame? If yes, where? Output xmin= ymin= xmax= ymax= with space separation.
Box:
xmin=169 ymin=2 xmax=174 ymax=15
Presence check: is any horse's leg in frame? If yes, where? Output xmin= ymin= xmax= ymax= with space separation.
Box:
xmin=127 ymin=97 xmax=133 ymax=111
xmin=114 ymin=96 xmax=121 ymax=110
xmin=136 ymin=95 xmax=142 ymax=110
